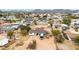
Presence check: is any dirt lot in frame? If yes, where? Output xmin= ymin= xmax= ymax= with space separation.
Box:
xmin=13 ymin=36 xmax=56 ymax=50
xmin=57 ymin=40 xmax=75 ymax=50
xmin=0 ymin=25 xmax=77 ymax=50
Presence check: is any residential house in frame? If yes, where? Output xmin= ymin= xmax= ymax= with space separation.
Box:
xmin=49 ymin=15 xmax=63 ymax=25
xmin=0 ymin=23 xmax=20 ymax=32
xmin=36 ymin=17 xmax=48 ymax=25
xmin=61 ymin=24 xmax=68 ymax=30
xmin=29 ymin=28 xmax=47 ymax=38
xmin=20 ymin=18 xmax=34 ymax=25
xmin=52 ymin=24 xmax=68 ymax=31
xmin=72 ymin=12 xmax=79 ymax=18
xmin=71 ymin=19 xmax=79 ymax=28
xmin=0 ymin=17 xmax=6 ymax=20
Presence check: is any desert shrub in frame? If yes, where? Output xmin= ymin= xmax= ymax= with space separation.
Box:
xmin=74 ymin=36 xmax=79 ymax=45
xmin=56 ymin=35 xmax=65 ymax=43
xmin=27 ymin=40 xmax=36 ymax=50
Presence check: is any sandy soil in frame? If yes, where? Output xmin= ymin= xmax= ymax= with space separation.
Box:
xmin=57 ymin=40 xmax=75 ymax=50
xmin=0 ymin=24 xmax=77 ymax=50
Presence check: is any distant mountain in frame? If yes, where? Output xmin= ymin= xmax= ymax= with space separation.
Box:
xmin=0 ymin=9 xmax=79 ymax=13
xmin=30 ymin=9 xmax=73 ymax=13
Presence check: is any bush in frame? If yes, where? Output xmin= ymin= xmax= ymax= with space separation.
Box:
xmin=7 ymin=30 xmax=14 ymax=39
xmin=4 ymin=19 xmax=16 ymax=23
xmin=56 ymin=35 xmax=65 ymax=43
xmin=62 ymin=17 xmax=71 ymax=26
xmin=20 ymin=29 xmax=27 ymax=36
xmin=20 ymin=25 xmax=31 ymax=32
xmin=20 ymin=25 xmax=31 ymax=36
xmin=51 ymin=29 xmax=60 ymax=36
xmin=27 ymin=40 xmax=36 ymax=50
xmin=74 ymin=36 xmax=79 ymax=45
xmin=15 ymin=42 xmax=24 ymax=47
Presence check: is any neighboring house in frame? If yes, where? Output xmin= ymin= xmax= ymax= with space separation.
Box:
xmin=37 ymin=17 xmax=48 ymax=25
xmin=71 ymin=19 xmax=79 ymax=28
xmin=0 ymin=37 xmax=9 ymax=46
xmin=0 ymin=25 xmax=13 ymax=32
xmin=74 ymin=24 xmax=79 ymax=29
xmin=29 ymin=28 xmax=47 ymax=38
xmin=72 ymin=12 xmax=79 ymax=18
xmin=52 ymin=24 xmax=68 ymax=31
xmin=0 ymin=17 xmax=6 ymax=20
xmin=10 ymin=23 xmax=20 ymax=30
xmin=53 ymin=24 xmax=61 ymax=29
xmin=25 ymin=18 xmax=33 ymax=25
xmin=6 ymin=16 xmax=17 ymax=20
xmin=0 ymin=23 xmax=20 ymax=32
xmin=36 ymin=20 xmax=48 ymax=25
xmin=51 ymin=15 xmax=63 ymax=25
xmin=71 ymin=19 xmax=79 ymax=25
xmin=20 ymin=18 xmax=34 ymax=25
xmin=72 ymin=23 xmax=79 ymax=32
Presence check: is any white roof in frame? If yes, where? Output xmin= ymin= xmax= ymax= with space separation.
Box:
xmin=61 ymin=24 xmax=68 ymax=27
xmin=0 ymin=38 xmax=9 ymax=46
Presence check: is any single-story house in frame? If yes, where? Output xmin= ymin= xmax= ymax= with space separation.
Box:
xmin=74 ymin=24 xmax=79 ymax=29
xmin=36 ymin=20 xmax=48 ymax=25
xmin=70 ymin=19 xmax=79 ymax=31
xmin=72 ymin=12 xmax=79 ymax=18
xmin=53 ymin=24 xmax=61 ymax=28
xmin=52 ymin=24 xmax=68 ymax=31
xmin=0 ymin=24 xmax=20 ymax=32
xmin=71 ymin=19 xmax=79 ymax=26
xmin=20 ymin=18 xmax=34 ymax=25
xmin=37 ymin=17 xmax=48 ymax=25
xmin=73 ymin=24 xmax=79 ymax=32
xmin=29 ymin=28 xmax=47 ymax=38
xmin=0 ymin=17 xmax=6 ymax=20
xmin=0 ymin=25 xmax=14 ymax=32
xmin=10 ymin=23 xmax=20 ymax=30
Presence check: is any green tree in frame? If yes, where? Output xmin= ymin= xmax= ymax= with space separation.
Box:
xmin=67 ymin=13 xmax=76 ymax=19
xmin=62 ymin=17 xmax=71 ymax=26
xmin=20 ymin=25 xmax=31 ymax=32
xmin=20 ymin=25 xmax=31 ymax=36
xmin=7 ymin=30 xmax=14 ymax=39
xmin=51 ymin=29 xmax=60 ymax=36
xmin=51 ymin=29 xmax=60 ymax=50
xmin=20 ymin=29 xmax=27 ymax=36
xmin=48 ymin=19 xmax=54 ymax=28
xmin=55 ymin=34 xmax=65 ymax=43
xmin=51 ymin=30 xmax=64 ymax=43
